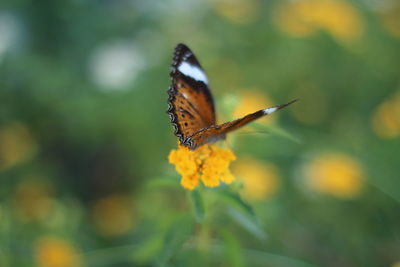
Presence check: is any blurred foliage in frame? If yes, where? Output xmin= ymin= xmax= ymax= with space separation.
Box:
xmin=1 ymin=0 xmax=400 ymax=266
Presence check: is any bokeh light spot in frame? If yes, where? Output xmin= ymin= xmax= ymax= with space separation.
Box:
xmin=234 ymin=158 xmax=280 ymax=201
xmin=89 ymin=40 xmax=144 ymax=91
xmin=302 ymin=152 xmax=363 ymax=198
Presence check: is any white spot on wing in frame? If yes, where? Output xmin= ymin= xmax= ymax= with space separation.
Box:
xmin=182 ymin=92 xmax=189 ymax=99
xmin=178 ymin=61 xmax=208 ymax=84
xmin=182 ymin=52 xmax=192 ymax=60
xmin=263 ymin=107 xmax=278 ymax=115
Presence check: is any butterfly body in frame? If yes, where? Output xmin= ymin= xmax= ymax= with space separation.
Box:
xmin=168 ymin=43 xmax=296 ymax=150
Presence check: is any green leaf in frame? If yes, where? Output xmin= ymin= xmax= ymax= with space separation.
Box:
xmin=243 ymin=248 xmax=317 ymax=267
xmin=217 ymin=191 xmax=267 ymax=241
xmin=190 ymin=189 xmax=205 ymax=222
xmin=157 ymin=216 xmax=193 ymax=267
xmin=227 ymin=207 xmax=267 ymax=241
xmin=217 ymin=191 xmax=256 ymax=218
xmin=221 ymin=230 xmax=245 ymax=267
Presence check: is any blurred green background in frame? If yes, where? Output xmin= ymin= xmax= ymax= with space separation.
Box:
xmin=1 ymin=0 xmax=400 ymax=266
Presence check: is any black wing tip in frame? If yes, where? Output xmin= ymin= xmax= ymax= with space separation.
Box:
xmin=175 ymin=43 xmax=189 ymax=50
xmin=173 ymin=43 xmax=192 ymax=57
xmin=277 ymin=99 xmax=298 ymax=110
xmin=171 ymin=43 xmax=192 ymax=75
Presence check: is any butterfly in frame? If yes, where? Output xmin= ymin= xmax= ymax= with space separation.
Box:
xmin=167 ymin=43 xmax=297 ymax=150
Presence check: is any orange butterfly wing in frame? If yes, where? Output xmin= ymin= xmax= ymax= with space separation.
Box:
xmin=186 ymin=100 xmax=297 ymax=150
xmin=167 ymin=43 xmax=216 ymax=144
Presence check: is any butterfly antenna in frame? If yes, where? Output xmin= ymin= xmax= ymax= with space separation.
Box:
xmin=262 ymin=99 xmax=298 ymax=115
xmin=277 ymin=99 xmax=298 ymax=109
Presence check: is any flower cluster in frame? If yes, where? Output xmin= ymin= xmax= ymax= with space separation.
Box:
xmin=371 ymin=91 xmax=400 ymax=138
xmin=168 ymin=144 xmax=236 ymax=190
xmin=91 ymin=194 xmax=134 ymax=237
xmin=0 ymin=121 xmax=38 ymax=171
xmin=273 ymin=0 xmax=363 ymax=43
xmin=35 ymin=237 xmax=82 ymax=267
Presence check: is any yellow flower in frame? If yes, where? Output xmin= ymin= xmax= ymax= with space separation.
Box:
xmin=213 ymin=0 xmax=260 ymax=25
xmin=12 ymin=180 xmax=54 ymax=223
xmin=35 ymin=237 xmax=82 ymax=267
xmin=0 ymin=121 xmax=38 ymax=171
xmin=371 ymin=91 xmax=400 ymax=138
xmin=234 ymin=158 xmax=280 ymax=201
xmin=91 ymin=194 xmax=134 ymax=237
xmin=181 ymin=173 xmax=201 ymax=191
xmin=273 ymin=0 xmax=364 ymax=43
xmin=379 ymin=3 xmax=400 ymax=37
xmin=168 ymin=144 xmax=236 ymax=190
xmin=302 ymin=153 xmax=363 ymax=198
xmin=273 ymin=0 xmax=315 ymax=37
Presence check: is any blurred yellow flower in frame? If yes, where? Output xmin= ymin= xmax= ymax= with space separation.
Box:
xmin=0 ymin=121 xmax=38 ymax=171
xmin=213 ymin=0 xmax=260 ymax=25
xmin=13 ymin=180 xmax=54 ymax=223
xmin=302 ymin=153 xmax=363 ymax=198
xmin=234 ymin=158 xmax=280 ymax=201
xmin=92 ymin=194 xmax=134 ymax=237
xmin=379 ymin=3 xmax=400 ymax=37
xmin=371 ymin=91 xmax=400 ymax=138
xmin=273 ymin=0 xmax=364 ymax=43
xmin=35 ymin=237 xmax=82 ymax=267
xmin=273 ymin=0 xmax=314 ymax=37
xmin=233 ymin=91 xmax=276 ymax=126
xmin=391 ymin=261 xmax=400 ymax=267
xmin=168 ymin=144 xmax=236 ymax=190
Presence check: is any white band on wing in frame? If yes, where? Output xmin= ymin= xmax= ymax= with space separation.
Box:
xmin=262 ymin=107 xmax=278 ymax=115
xmin=178 ymin=62 xmax=209 ymax=84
